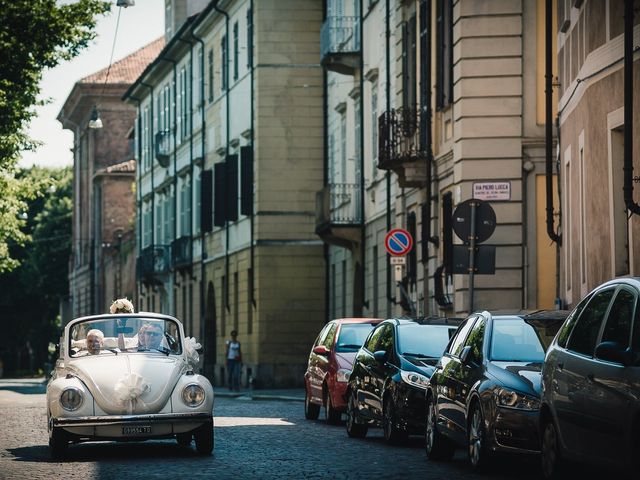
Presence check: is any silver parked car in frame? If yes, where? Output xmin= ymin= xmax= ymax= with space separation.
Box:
xmin=540 ymin=277 xmax=640 ymax=478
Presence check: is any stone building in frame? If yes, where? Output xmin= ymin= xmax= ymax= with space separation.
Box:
xmin=319 ymin=0 xmax=562 ymax=319
xmin=60 ymin=38 xmax=164 ymax=319
xmin=124 ymin=0 xmax=325 ymax=386
xmin=556 ymin=0 xmax=640 ymax=306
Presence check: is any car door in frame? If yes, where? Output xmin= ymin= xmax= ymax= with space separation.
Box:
xmin=436 ymin=316 xmax=477 ymax=445
xmin=354 ymin=323 xmax=385 ymax=418
xmin=583 ymin=286 xmax=638 ymax=465
xmin=559 ymin=288 xmax=615 ymax=455
xmin=309 ymin=323 xmax=335 ymax=402
xmin=369 ymin=324 xmax=395 ymax=420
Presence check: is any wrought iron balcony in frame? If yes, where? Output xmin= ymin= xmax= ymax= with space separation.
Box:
xmin=155 ymin=130 xmax=171 ymax=168
xmin=171 ymin=236 xmax=192 ymax=270
xmin=316 ymin=183 xmax=362 ymax=249
xmin=378 ymin=105 xmax=428 ymax=187
xmin=321 ymin=16 xmax=361 ymax=75
xmin=137 ymin=244 xmax=171 ymax=284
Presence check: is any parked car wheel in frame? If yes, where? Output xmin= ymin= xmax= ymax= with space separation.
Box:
xmin=383 ymin=396 xmax=407 ymax=445
xmin=541 ymin=417 xmax=563 ymax=479
xmin=346 ymin=390 xmax=368 ymax=438
xmin=325 ymin=390 xmax=341 ymax=425
xmin=304 ymin=389 xmax=320 ymax=420
xmin=194 ymin=419 xmax=214 ymax=455
xmin=49 ymin=423 xmax=68 ymax=459
xmin=425 ymin=396 xmax=455 ymax=461
xmin=468 ymin=403 xmax=492 ymax=470
xmin=176 ymin=432 xmax=192 ymax=447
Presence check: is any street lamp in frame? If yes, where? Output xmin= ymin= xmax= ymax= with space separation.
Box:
xmin=88 ymin=105 xmax=103 ymax=129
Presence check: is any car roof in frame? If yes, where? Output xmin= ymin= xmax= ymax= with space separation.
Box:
xmin=330 ymin=317 xmax=384 ymax=325
xmin=384 ymin=316 xmax=463 ymax=327
xmin=480 ymin=310 xmax=570 ymax=322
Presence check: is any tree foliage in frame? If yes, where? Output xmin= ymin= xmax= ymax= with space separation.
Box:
xmin=0 ymin=167 xmax=72 ymax=375
xmin=0 ymin=0 xmax=110 ymax=272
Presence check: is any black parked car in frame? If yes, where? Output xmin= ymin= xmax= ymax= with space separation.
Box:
xmin=540 ymin=278 xmax=640 ymax=478
xmin=425 ymin=310 xmax=567 ymax=470
xmin=346 ymin=317 xmax=460 ymax=444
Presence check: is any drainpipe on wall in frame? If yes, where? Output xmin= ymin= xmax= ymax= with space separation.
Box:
xmin=623 ymin=0 xmax=640 ymax=216
xmin=249 ymin=0 xmax=256 ymax=309
xmin=127 ymin=95 xmax=143 ymax=307
xmin=545 ymin=0 xmax=561 ymax=245
xmin=213 ymin=3 xmax=230 ymax=312
xmin=358 ymin=0 xmax=366 ymax=317
xmin=190 ymin=29 xmax=207 ymax=344
xmin=385 ymin=0 xmax=394 ymax=315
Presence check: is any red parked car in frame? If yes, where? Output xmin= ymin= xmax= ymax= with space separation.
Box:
xmin=304 ymin=318 xmax=382 ymax=424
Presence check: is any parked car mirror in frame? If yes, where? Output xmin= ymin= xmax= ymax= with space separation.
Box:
xmin=373 ymin=350 xmax=388 ymax=363
xmin=313 ymin=345 xmax=330 ymax=356
xmin=459 ymin=345 xmax=472 ymax=365
xmin=595 ymin=341 xmax=632 ymax=366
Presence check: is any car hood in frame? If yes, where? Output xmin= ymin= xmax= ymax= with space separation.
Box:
xmin=399 ymin=355 xmax=437 ymax=377
xmin=335 ymin=352 xmax=357 ymax=370
xmin=487 ymin=361 xmax=543 ymax=397
xmin=68 ymin=354 xmax=186 ymax=414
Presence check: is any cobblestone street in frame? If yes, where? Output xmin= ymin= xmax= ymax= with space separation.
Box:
xmin=0 ymin=380 xmax=552 ymax=480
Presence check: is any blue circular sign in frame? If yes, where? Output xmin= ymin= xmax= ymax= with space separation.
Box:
xmin=384 ymin=229 xmax=413 ymax=256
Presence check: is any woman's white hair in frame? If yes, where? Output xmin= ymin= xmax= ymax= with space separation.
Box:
xmin=86 ymin=329 xmax=104 ymax=341
xmin=110 ymin=298 xmax=134 ymax=314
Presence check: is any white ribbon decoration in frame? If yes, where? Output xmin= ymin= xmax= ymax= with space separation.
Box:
xmin=114 ymin=372 xmax=151 ymax=414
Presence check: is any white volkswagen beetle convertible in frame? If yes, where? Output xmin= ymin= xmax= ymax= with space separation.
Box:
xmin=46 ymin=313 xmax=214 ymax=457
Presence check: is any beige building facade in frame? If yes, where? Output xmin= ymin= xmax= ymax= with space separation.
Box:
xmin=557 ymin=0 xmax=640 ymax=307
xmin=319 ymin=0 xmax=561 ymax=319
xmin=126 ymin=0 xmax=325 ymax=387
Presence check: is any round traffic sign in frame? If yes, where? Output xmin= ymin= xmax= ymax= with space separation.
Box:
xmin=452 ymin=199 xmax=496 ymax=244
xmin=385 ymin=228 xmax=413 ymax=256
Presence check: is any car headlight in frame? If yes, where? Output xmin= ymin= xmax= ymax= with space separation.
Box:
xmin=400 ymin=370 xmax=429 ymax=390
xmin=494 ymin=388 xmax=540 ymax=410
xmin=336 ymin=369 xmax=351 ymax=383
xmin=182 ymin=384 xmax=205 ymax=407
xmin=60 ymin=387 xmax=83 ymax=411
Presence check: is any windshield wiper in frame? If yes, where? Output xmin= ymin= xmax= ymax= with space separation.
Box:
xmin=402 ymin=352 xmax=435 ymax=358
xmin=337 ymin=344 xmax=362 ymax=349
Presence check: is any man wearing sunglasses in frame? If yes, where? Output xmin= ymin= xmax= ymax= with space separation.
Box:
xmin=143 ymin=323 xmax=164 ymax=350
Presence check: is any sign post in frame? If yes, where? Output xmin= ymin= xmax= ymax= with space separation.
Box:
xmin=384 ymin=228 xmax=415 ymax=315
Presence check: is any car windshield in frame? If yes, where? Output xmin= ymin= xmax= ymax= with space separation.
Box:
xmin=397 ymin=324 xmax=457 ymax=358
xmin=335 ymin=323 xmax=377 ymax=352
xmin=68 ymin=316 xmax=182 ymax=357
xmin=490 ymin=318 xmax=548 ymax=362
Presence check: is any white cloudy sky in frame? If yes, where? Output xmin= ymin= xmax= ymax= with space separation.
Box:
xmin=19 ymin=1 xmax=165 ymax=169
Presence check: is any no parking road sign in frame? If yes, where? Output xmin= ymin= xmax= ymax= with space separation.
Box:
xmin=384 ymin=228 xmax=413 ymax=256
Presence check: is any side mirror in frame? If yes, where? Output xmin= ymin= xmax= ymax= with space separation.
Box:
xmin=313 ymin=345 xmax=330 ymax=356
xmin=595 ymin=341 xmax=632 ymax=366
xmin=373 ymin=350 xmax=389 ymax=364
xmin=459 ymin=345 xmax=472 ymax=365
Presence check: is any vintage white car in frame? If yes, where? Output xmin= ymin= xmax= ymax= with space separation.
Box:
xmin=46 ymin=313 xmax=214 ymax=457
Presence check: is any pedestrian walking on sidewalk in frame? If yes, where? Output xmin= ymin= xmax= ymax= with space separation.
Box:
xmin=225 ymin=330 xmax=242 ymax=391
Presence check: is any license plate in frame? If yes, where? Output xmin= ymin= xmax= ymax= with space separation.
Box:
xmin=122 ymin=426 xmax=151 ymax=435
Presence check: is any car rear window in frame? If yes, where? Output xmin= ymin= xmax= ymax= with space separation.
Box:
xmin=335 ymin=323 xmax=377 ymax=352
xmin=397 ymin=324 xmax=457 ymax=358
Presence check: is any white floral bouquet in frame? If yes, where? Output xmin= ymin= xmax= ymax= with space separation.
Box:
xmin=184 ymin=337 xmax=202 ymax=368
xmin=110 ymin=298 xmax=134 ymax=314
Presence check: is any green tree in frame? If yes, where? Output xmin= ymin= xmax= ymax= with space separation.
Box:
xmin=0 ymin=167 xmax=72 ymax=375
xmin=0 ymin=0 xmax=110 ymax=273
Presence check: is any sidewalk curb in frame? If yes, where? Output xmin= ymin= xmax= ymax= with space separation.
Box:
xmin=214 ymin=391 xmax=304 ymax=402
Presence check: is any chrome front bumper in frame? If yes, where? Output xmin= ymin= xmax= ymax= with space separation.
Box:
xmin=53 ymin=412 xmax=211 ymax=428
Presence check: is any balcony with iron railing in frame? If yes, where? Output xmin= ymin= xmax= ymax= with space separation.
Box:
xmin=320 ymin=16 xmax=361 ymax=75
xmin=171 ymin=236 xmax=192 ymax=270
xmin=137 ymin=244 xmax=171 ymax=284
xmin=155 ymin=130 xmax=171 ymax=168
xmin=315 ymin=183 xmax=362 ymax=249
xmin=378 ymin=105 xmax=428 ymax=187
